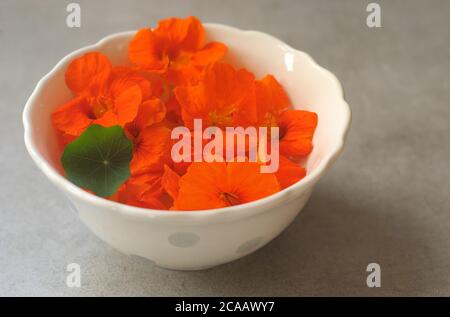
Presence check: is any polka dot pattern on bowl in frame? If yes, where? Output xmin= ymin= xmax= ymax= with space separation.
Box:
xmin=168 ymin=232 xmax=200 ymax=248
xmin=236 ymin=237 xmax=263 ymax=254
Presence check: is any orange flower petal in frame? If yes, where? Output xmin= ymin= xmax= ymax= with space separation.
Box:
xmin=118 ymin=173 xmax=162 ymax=199
xmin=116 ymin=172 xmax=166 ymax=209
xmin=255 ymin=75 xmax=290 ymax=126
xmin=130 ymin=125 xmax=172 ymax=175
xmin=166 ymin=64 xmax=203 ymax=87
xmin=113 ymin=84 xmax=142 ymax=126
xmin=175 ymin=83 xmax=204 ymax=128
xmin=275 ymin=156 xmax=306 ymax=189
xmin=138 ymin=98 xmax=166 ymax=128
xmin=226 ymin=162 xmax=280 ymax=202
xmin=191 ymin=42 xmax=228 ymax=65
xmin=65 ymin=52 xmax=112 ymax=95
xmin=128 ymin=28 xmax=167 ymax=72
xmin=111 ymin=66 xmax=155 ymax=100
xmin=93 ymin=110 xmax=119 ymax=127
xmin=278 ymin=110 xmax=318 ymax=157
xmin=164 ymin=95 xmax=184 ymax=125
xmin=52 ymin=96 xmax=93 ymax=136
xmin=155 ymin=16 xmax=204 ymax=51
xmin=161 ymin=165 xmax=180 ymax=200
xmin=125 ymin=98 xmax=166 ymax=138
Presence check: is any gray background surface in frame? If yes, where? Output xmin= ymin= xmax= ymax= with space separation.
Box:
xmin=1 ymin=0 xmax=449 ymax=296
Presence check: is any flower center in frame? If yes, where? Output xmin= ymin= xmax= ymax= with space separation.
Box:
xmin=220 ymin=191 xmax=241 ymax=206
xmin=209 ymin=110 xmax=234 ymax=128
xmin=92 ymin=95 xmax=113 ymax=118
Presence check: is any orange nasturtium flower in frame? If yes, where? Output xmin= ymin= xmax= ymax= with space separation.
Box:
xmin=128 ymin=16 xmax=228 ymax=125
xmin=172 ymin=162 xmax=281 ymax=210
xmin=128 ymin=16 xmax=227 ymax=74
xmin=52 ymin=52 xmax=153 ymax=141
xmin=51 ymin=16 xmax=319 ymax=211
xmin=174 ymin=62 xmax=256 ymax=129
xmin=253 ymin=74 xmax=317 ymax=156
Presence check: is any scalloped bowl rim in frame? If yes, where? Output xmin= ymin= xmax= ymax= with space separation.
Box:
xmin=23 ymin=23 xmax=351 ymax=220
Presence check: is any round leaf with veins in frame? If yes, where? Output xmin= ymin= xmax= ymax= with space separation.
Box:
xmin=61 ymin=125 xmax=133 ymax=197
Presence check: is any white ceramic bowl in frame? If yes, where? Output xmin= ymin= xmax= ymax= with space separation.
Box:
xmin=23 ymin=24 xmax=351 ymax=270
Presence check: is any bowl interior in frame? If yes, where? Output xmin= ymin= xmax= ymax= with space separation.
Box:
xmin=25 ymin=24 xmax=349 ymax=194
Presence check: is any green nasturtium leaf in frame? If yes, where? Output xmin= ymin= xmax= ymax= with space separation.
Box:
xmin=61 ymin=125 xmax=133 ymax=197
